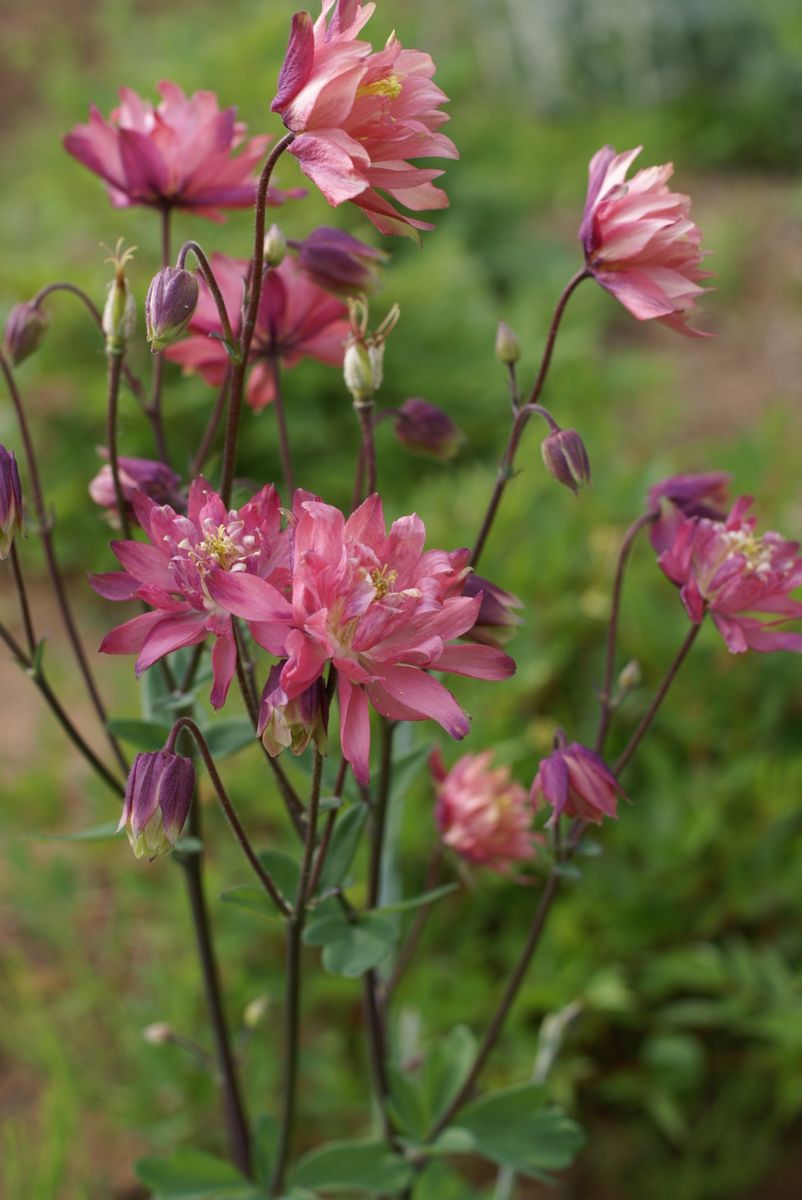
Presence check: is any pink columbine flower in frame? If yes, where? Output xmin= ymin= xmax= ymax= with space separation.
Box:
xmin=164 ymin=253 xmax=350 ymax=411
xmin=656 ymin=496 xmax=802 ymax=654
xmin=64 ymin=81 xmax=302 ymax=220
xmin=431 ymin=748 xmax=535 ymax=874
xmin=89 ymin=451 xmax=184 ymax=524
xmin=531 ymin=742 xmax=623 ymax=826
xmin=648 ymin=471 xmax=731 ymax=554
xmin=271 ymin=0 xmax=458 ymax=238
xmin=219 ymin=492 xmax=514 ymax=784
xmin=580 ymin=145 xmax=711 ymax=336
xmin=91 ymin=478 xmax=292 ymax=708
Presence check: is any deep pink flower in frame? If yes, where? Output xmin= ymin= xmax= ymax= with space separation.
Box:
xmin=648 ymin=471 xmax=731 ymax=554
xmin=431 ymin=747 xmax=535 ymax=874
xmin=164 ymin=253 xmax=350 ymax=411
xmin=64 ymin=81 xmax=302 ymax=220
xmin=656 ymin=496 xmax=802 ymax=653
xmin=91 ymin=478 xmax=292 ymax=708
xmin=89 ymin=451 xmax=184 ymax=523
xmin=271 ymin=0 xmax=458 ymax=238
xmin=531 ymin=742 xmax=623 ymax=826
xmin=580 ymin=145 xmax=711 ymax=336
xmin=225 ymin=493 xmax=513 ymax=784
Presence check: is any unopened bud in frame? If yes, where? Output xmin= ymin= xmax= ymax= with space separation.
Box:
xmin=102 ymin=240 xmax=137 ymax=355
xmin=264 ymin=224 xmax=287 ymax=268
xmin=142 ymin=1022 xmax=174 ymax=1045
xmin=394 ymin=398 xmax=464 ymax=461
xmin=243 ymin=994 xmax=271 ymax=1030
xmin=344 ymin=300 xmax=399 ymax=405
xmin=145 ymin=267 xmax=199 ymax=352
xmin=0 ymin=446 xmax=23 ymax=559
xmin=259 ymin=665 xmax=329 ymax=758
xmin=495 ymin=320 xmax=520 ymax=366
xmin=462 ymin=573 xmax=522 ymax=648
xmin=4 ymin=302 xmax=49 ymax=366
xmin=343 ymin=339 xmax=375 ymax=405
xmin=119 ymin=750 xmax=194 ymax=859
xmin=541 ymin=428 xmax=591 ymax=495
xmin=618 ymin=660 xmax=642 ymax=692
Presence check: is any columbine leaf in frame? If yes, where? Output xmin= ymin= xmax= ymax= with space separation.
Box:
xmin=377 ymin=884 xmax=458 ymax=915
xmin=449 ymin=1083 xmax=585 ymax=1178
xmin=258 ymin=849 xmax=300 ymax=903
xmin=317 ymin=804 xmax=368 ymax=892
xmin=199 ymin=718 xmax=255 ymax=760
xmin=107 ymin=718 xmax=172 ymax=751
xmin=135 ymin=1149 xmax=256 ymax=1197
xmin=220 ymin=886 xmax=282 ymax=923
xmin=303 ymin=907 xmax=398 ymax=977
xmin=253 ymin=1114 xmax=280 ymax=1188
xmin=291 ymin=1140 xmax=413 ymax=1193
xmin=26 ymin=820 xmax=121 ymax=843
xmin=421 ymin=1025 xmax=478 ymax=1126
xmin=389 ymin=741 xmax=433 ymax=804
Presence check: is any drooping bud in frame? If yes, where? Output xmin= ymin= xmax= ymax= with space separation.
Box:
xmin=0 ymin=446 xmax=23 ymax=559
xmin=393 ymin=398 xmax=464 ymax=462
xmin=495 ymin=320 xmax=521 ymax=366
xmin=89 ymin=450 xmax=184 ymax=524
xmin=531 ymin=742 xmax=623 ymax=826
xmin=295 ymin=226 xmax=386 ymax=296
xmin=258 ymin=664 xmax=329 ymax=758
xmin=119 ymin=750 xmax=194 ymax=859
xmin=4 ymin=302 xmax=49 ymax=366
xmin=264 ymin=224 xmax=288 ymax=268
xmin=145 ymin=267 xmax=199 ymax=352
xmin=462 ymin=572 xmax=523 ymax=648
xmin=102 ymin=239 xmax=137 ymax=355
xmin=541 ymin=428 xmax=591 ymax=495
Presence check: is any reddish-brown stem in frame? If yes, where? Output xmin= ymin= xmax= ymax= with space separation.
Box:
xmin=307 ymin=757 xmax=349 ymax=898
xmin=177 ymin=241 xmax=238 ymax=350
xmin=106 ymin=351 xmax=132 ymax=540
xmin=355 ymin=402 xmax=377 ymax=498
xmin=145 ymin=206 xmax=173 ymax=466
xmin=9 ymin=543 xmax=36 ymax=655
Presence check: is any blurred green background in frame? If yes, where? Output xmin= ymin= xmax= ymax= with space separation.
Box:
xmin=3 ymin=0 xmax=802 ymax=1196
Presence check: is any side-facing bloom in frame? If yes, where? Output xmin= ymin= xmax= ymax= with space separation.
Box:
xmin=461 ymin=573 xmax=522 ymax=648
xmin=293 ymin=225 xmax=386 ymax=295
xmin=580 ymin=145 xmax=711 ymax=335
xmin=431 ymin=748 xmax=535 ymax=874
xmin=92 ymin=478 xmax=292 ymax=707
xmin=219 ymin=493 xmax=515 ymax=784
xmin=272 ymin=0 xmax=458 ymax=238
xmin=648 ymin=471 xmax=731 ymax=554
xmin=89 ymin=451 xmax=184 ymax=523
xmin=393 ymin=398 xmax=464 ymax=461
xmin=531 ymin=742 xmax=623 ymax=826
xmin=64 ymin=81 xmax=302 ymax=220
xmin=656 ymin=496 xmax=802 ymax=653
xmin=164 ymin=254 xmax=349 ymax=411
xmin=258 ymin=662 xmax=329 ymax=757
xmin=120 ymin=750 xmax=194 ymax=858
xmin=0 ymin=446 xmax=23 ymax=558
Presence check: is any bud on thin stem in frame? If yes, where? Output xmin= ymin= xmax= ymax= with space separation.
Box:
xmin=541 ymin=427 xmax=591 ymax=495
xmin=3 ymin=302 xmax=49 ymax=366
xmin=146 ymin=267 xmax=199 ymax=352
xmin=102 ymin=239 xmax=137 ymax=356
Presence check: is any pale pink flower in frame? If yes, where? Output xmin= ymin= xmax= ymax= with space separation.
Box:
xmin=580 ymin=145 xmax=711 ymax=335
xmin=164 ymin=253 xmax=349 ymax=411
xmin=271 ymin=0 xmax=458 ymax=238
xmin=64 ymin=81 xmax=302 ymax=220
xmin=220 ymin=492 xmax=514 ymax=784
xmin=656 ymin=496 xmax=802 ymax=653
xmin=531 ymin=742 xmax=623 ymax=826
xmin=91 ymin=478 xmax=292 ymax=708
xmin=431 ymin=748 xmax=535 ymax=874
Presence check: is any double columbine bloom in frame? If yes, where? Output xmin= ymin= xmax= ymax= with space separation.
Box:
xmin=272 ymin=0 xmax=458 ymax=237
xmin=431 ymin=748 xmax=535 ymax=875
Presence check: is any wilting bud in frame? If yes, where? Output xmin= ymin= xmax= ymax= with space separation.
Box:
xmin=145 ymin=267 xmax=199 ymax=352
xmin=393 ymin=398 xmax=464 ymax=462
xmin=0 ymin=446 xmax=23 ymax=559
xmin=462 ymin=572 xmax=522 ymax=648
xmin=243 ymin=994 xmax=270 ymax=1030
xmin=495 ymin=320 xmax=521 ymax=366
xmin=264 ymin=224 xmax=288 ymax=268
xmin=89 ymin=451 xmax=183 ymax=524
xmin=103 ymin=241 xmax=137 ymax=355
xmin=295 ymin=226 xmax=386 ymax=296
xmin=142 ymin=1022 xmax=174 ymax=1046
xmin=4 ymin=302 xmax=49 ymax=366
xmin=119 ymin=750 xmax=194 ymax=859
xmin=258 ymin=664 xmax=329 ymax=758
xmin=541 ymin=428 xmax=591 ymax=495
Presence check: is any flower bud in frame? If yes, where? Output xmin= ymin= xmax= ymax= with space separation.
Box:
xmin=243 ymin=994 xmax=270 ymax=1030
xmin=142 ymin=1022 xmax=174 ymax=1045
xmin=145 ymin=267 xmax=199 ymax=352
xmin=541 ymin=428 xmax=591 ymax=495
xmin=343 ymin=339 xmax=375 ymax=404
xmin=119 ymin=750 xmax=194 ymax=859
xmin=393 ymin=398 xmax=464 ymax=462
xmin=89 ymin=450 xmax=183 ymax=524
xmin=344 ymin=300 xmax=400 ymax=405
xmin=617 ymin=660 xmax=642 ymax=692
xmin=264 ymin=224 xmax=287 ymax=268
xmin=296 ymin=226 xmax=386 ymax=296
xmin=0 ymin=446 xmax=23 ymax=559
xmin=495 ymin=320 xmax=520 ymax=365
xmin=102 ymin=240 xmax=137 ymax=355
xmin=531 ymin=742 xmax=623 ymax=826
xmin=4 ymin=302 xmax=49 ymax=366
xmin=462 ymin=572 xmax=522 ymax=647
xmin=258 ymin=665 xmax=329 ymax=758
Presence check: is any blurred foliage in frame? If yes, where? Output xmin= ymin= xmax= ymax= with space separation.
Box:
xmin=3 ymin=1 xmax=802 ymax=1198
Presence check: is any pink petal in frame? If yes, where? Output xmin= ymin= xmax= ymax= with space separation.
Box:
xmin=431 ymin=643 xmax=516 ymax=680
xmin=210 ymin=634 xmax=238 ymax=709
xmin=205 ymin=570 xmax=293 ymax=623
xmin=338 ymin=674 xmax=371 ymax=785
xmin=100 ymin=610 xmax=165 ymax=655
xmin=375 ymin=664 xmax=469 ymax=739
xmin=135 ymin=612 xmax=208 ymax=675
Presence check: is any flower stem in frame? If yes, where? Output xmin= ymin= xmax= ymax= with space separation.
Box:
xmin=0 ymin=350 xmax=128 ymax=776
xmin=355 ymin=401 xmax=377 ymax=498
xmin=106 ymin=350 xmax=132 ymax=540
xmin=177 ymin=241 xmax=238 ymax=349
xmin=471 ymin=269 xmax=589 ymax=569
xmin=145 ymin=206 xmax=173 ymax=466
xmin=221 ymin=133 xmax=295 ymax=507
xmin=268 ymin=353 xmax=295 ymax=495
xmin=9 ymin=543 xmax=36 ymax=656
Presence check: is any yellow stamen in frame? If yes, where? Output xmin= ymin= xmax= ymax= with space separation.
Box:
xmin=357 ymin=74 xmax=402 ymax=101
xmin=369 ymin=564 xmax=398 ymax=600
xmin=200 ymin=525 xmax=240 ymax=570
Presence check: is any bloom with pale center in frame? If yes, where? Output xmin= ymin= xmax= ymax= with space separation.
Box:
xmin=272 ymin=0 xmax=458 ymax=239
xmin=580 ymin=145 xmax=711 ymax=336
xmin=431 ymin=748 xmax=535 ymax=874
xmin=92 ymin=478 xmax=292 ymax=707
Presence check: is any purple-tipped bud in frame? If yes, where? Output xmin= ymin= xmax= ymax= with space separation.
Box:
xmin=145 ymin=267 xmax=199 ymax=352
xmin=296 ymin=226 xmax=386 ymax=297
xmin=89 ymin=450 xmax=183 ymax=524
xmin=495 ymin=320 xmax=521 ymax=365
xmin=393 ymin=398 xmax=465 ymax=462
xmin=4 ymin=302 xmax=49 ymax=366
xmin=119 ymin=750 xmax=194 ymax=859
xmin=541 ymin=428 xmax=591 ymax=495
xmin=258 ymin=664 xmax=329 ymax=758
xmin=531 ymin=742 xmax=624 ymax=826
xmin=462 ymin=573 xmax=523 ymax=647
xmin=647 ymin=472 xmax=730 ymax=521
xmin=264 ymin=224 xmax=288 ymax=268
xmin=0 ymin=446 xmax=23 ymax=559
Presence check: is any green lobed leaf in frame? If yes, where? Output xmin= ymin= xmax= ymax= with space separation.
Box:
xmin=135 ymin=1149 xmax=256 ymax=1197
xmin=450 ymin=1083 xmax=585 ymax=1178
xmin=258 ymin=849 xmax=301 ymax=904
xmin=107 ymin=717 xmax=173 ymax=751
xmin=252 ymin=1114 xmax=280 ymax=1188
xmin=291 ymin=1140 xmax=413 ymax=1193
xmin=303 ymin=906 xmax=399 ymax=977
xmin=220 ymin=886 xmax=283 ymax=922
xmin=389 ymin=741 xmax=434 ymax=804
xmin=198 ymin=718 xmax=256 ymax=760
xmin=387 ymin=1065 xmax=428 ymax=1140
xmin=25 ymin=820 xmax=122 ymax=843
xmin=422 ymin=1025 xmax=478 ymax=1126
xmin=317 ymin=804 xmax=368 ymax=892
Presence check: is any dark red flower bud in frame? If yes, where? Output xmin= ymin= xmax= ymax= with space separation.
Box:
xmin=393 ymin=398 xmax=464 ymax=461
xmin=119 ymin=751 xmax=194 ymax=859
xmin=145 ymin=267 xmax=200 ymax=352
xmin=4 ymin=302 xmax=49 ymax=366
xmin=0 ymin=446 xmax=23 ymax=558
xmin=541 ymin=428 xmax=591 ymax=494
xmin=462 ymin=573 xmax=523 ymax=647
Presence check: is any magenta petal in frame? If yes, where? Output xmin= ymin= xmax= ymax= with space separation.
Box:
xmin=431 ymin=643 xmax=516 ymax=680
xmin=338 ymin=675 xmax=371 ymax=785
xmin=117 ymin=128 xmax=170 ymax=199
xmin=111 ymin=539 xmax=174 ymax=590
xmin=135 ymin=612 xmax=208 ymax=675
xmin=89 ymin=571 xmax=140 ymax=601
xmin=537 ymin=753 xmax=569 ymax=817
xmin=273 ymin=11 xmax=316 ymax=111
xmin=205 ymin=570 xmax=293 ymax=623
xmin=101 ymin=610 xmax=165 ymax=655
xmin=377 ymin=664 xmax=469 ymax=739
xmin=210 ymin=634 xmax=237 ymax=709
